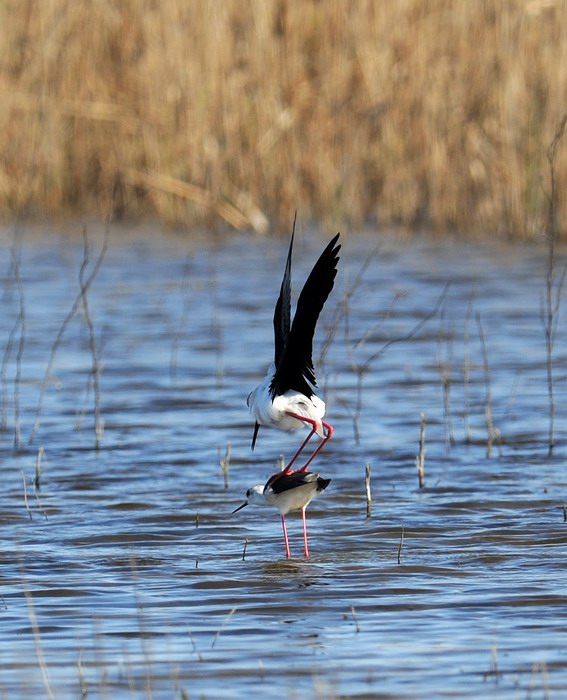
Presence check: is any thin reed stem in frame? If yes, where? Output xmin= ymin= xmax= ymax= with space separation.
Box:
xmin=219 ymin=442 xmax=231 ymax=489
xmin=35 ymin=447 xmax=44 ymax=490
xmin=416 ymin=413 xmax=426 ymax=489
xmin=542 ymin=115 xmax=567 ymax=456
xmin=79 ymin=226 xmax=107 ymax=450
xmin=397 ymin=526 xmax=405 ymax=565
xmin=476 ymin=313 xmax=499 ymax=457
xmin=22 ymin=586 xmax=56 ymax=700
xmin=319 ymin=241 xmax=381 ymax=367
xmin=1 ymin=244 xmax=24 ymax=433
xmin=437 ymin=314 xmax=455 ymax=448
xmin=1 ymin=311 xmax=18 ymax=431
xmin=527 ymin=661 xmax=550 ymax=699
xmin=345 ymin=283 xmax=450 ymax=445
xmin=365 ymin=284 xmax=451 ymax=368
xmin=77 ymin=652 xmax=88 ymax=697
xmin=211 ymin=607 xmax=237 ymax=650
xmin=33 ymin=484 xmax=48 ymax=521
xmin=22 ymin=471 xmax=32 ymax=521
xmin=30 ymin=226 xmax=109 ymax=444
xmin=462 ymin=290 xmax=476 ymax=444
xmin=364 ymin=463 xmax=372 ymax=518
xmin=350 ymin=606 xmax=360 ymax=633
xmin=11 ymin=240 xmax=26 ymax=450
xmin=186 ymin=627 xmax=204 ymax=662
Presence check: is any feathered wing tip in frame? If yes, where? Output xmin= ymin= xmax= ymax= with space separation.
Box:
xmin=273 ymin=213 xmax=296 ymax=367
xmin=316 ymin=477 xmax=331 ymax=492
xmin=251 ymin=421 xmax=260 ymax=450
xmin=271 ymin=231 xmax=341 ymax=398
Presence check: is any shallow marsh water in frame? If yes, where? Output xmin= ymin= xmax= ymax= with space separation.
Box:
xmin=0 ymin=225 xmax=566 ymax=698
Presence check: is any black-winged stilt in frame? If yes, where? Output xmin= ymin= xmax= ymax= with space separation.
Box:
xmin=233 ymin=470 xmax=331 ymax=558
xmin=247 ymin=219 xmax=340 ymax=473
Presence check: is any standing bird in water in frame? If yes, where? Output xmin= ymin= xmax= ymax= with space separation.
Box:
xmin=247 ymin=219 xmax=340 ymax=473
xmin=233 ymin=469 xmax=331 ymax=559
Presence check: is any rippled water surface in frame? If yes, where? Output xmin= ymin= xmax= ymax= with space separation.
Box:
xmin=1 ymin=225 xmax=566 ymax=699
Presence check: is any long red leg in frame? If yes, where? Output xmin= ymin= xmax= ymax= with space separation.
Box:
xmin=302 ymin=508 xmax=309 ymax=558
xmin=281 ymin=515 xmax=291 ymax=559
xmin=277 ymin=412 xmax=334 ymax=477
xmin=299 ymin=420 xmax=334 ymax=472
xmin=283 ymin=424 xmax=317 ymax=472
xmin=283 ymin=411 xmax=328 ymax=471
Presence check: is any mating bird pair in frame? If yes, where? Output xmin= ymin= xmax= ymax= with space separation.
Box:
xmin=233 ymin=221 xmax=340 ymax=558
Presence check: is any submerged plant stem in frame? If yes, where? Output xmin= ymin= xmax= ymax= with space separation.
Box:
xmin=30 ymin=226 xmax=109 ymax=445
xmin=79 ymin=226 xmax=107 ymax=450
xmin=542 ymin=115 xmax=567 ymax=456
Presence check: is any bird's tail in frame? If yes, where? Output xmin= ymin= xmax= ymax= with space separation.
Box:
xmin=251 ymin=421 xmax=260 ymax=450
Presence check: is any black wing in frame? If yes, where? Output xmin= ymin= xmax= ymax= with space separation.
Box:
xmin=265 ymin=470 xmax=315 ymax=493
xmin=265 ymin=470 xmax=331 ymax=494
xmin=270 ymin=232 xmax=340 ymax=398
xmin=273 ymin=214 xmax=296 ymax=367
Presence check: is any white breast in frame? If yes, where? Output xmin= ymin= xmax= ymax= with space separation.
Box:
xmin=248 ymin=370 xmax=326 ymax=436
xmin=264 ymin=481 xmax=320 ymax=515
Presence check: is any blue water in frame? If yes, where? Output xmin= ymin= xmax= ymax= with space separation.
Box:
xmin=0 ymin=225 xmax=566 ymax=698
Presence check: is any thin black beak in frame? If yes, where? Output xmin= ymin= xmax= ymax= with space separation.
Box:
xmin=232 ymin=501 xmax=248 ymax=514
xmin=251 ymin=422 xmax=260 ymax=451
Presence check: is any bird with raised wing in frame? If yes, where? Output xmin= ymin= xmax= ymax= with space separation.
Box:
xmin=233 ymin=470 xmax=331 ymax=558
xmin=247 ymin=219 xmax=340 ymax=473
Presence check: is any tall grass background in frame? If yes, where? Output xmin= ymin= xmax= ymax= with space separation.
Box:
xmin=1 ymin=0 xmax=566 ymax=238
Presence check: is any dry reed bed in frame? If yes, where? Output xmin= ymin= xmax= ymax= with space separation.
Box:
xmin=1 ymin=0 xmax=566 ymax=238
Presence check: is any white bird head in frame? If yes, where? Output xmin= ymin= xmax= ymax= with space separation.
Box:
xmin=232 ymin=484 xmax=266 ymax=513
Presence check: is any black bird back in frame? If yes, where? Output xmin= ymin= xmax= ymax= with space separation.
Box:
xmin=265 ymin=470 xmax=331 ymax=495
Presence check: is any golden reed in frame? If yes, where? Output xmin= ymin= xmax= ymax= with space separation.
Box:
xmin=1 ymin=0 xmax=566 ymax=238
